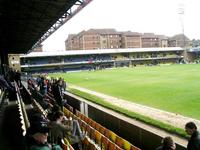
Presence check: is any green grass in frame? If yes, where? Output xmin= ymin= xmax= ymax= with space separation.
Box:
xmin=69 ymin=88 xmax=187 ymax=138
xmin=50 ymin=64 xmax=200 ymax=120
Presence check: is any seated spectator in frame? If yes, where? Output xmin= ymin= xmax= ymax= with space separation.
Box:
xmin=26 ymin=118 xmax=62 ymax=150
xmin=47 ymin=104 xmax=61 ymax=121
xmin=50 ymin=111 xmax=85 ymax=145
xmin=156 ymin=136 xmax=176 ymax=150
xmin=185 ymin=122 xmax=200 ymax=150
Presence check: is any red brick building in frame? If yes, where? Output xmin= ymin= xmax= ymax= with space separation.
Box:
xmin=141 ymin=33 xmax=159 ymax=48
xmin=168 ymin=34 xmax=190 ymax=48
xmin=121 ymin=31 xmax=141 ymax=48
xmin=65 ymin=29 xmax=191 ymax=50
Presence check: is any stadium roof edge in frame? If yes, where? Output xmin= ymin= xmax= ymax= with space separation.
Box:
xmin=20 ymin=47 xmax=183 ymax=58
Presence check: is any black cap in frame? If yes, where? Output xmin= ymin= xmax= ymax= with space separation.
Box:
xmin=28 ymin=113 xmax=49 ymax=135
xmin=29 ymin=121 xmax=49 ymax=135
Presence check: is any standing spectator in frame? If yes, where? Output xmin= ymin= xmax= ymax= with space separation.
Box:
xmin=156 ymin=136 xmax=176 ymax=150
xmin=185 ymin=122 xmax=200 ymax=150
xmin=15 ymin=70 xmax=21 ymax=87
xmin=61 ymin=78 xmax=67 ymax=92
xmin=54 ymin=79 xmax=64 ymax=110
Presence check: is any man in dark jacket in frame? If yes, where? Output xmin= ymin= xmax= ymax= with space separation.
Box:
xmin=185 ymin=122 xmax=200 ymax=150
xmin=54 ymin=79 xmax=64 ymax=110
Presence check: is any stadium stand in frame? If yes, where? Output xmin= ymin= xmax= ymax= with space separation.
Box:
xmin=2 ymin=74 xmax=185 ymax=150
xmin=20 ymin=47 xmax=184 ymax=73
xmin=27 ymin=79 xmax=141 ymax=150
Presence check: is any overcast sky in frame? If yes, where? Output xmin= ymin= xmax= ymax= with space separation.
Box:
xmin=42 ymin=0 xmax=200 ymax=51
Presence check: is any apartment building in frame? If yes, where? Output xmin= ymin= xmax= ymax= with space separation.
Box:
xmin=121 ymin=31 xmax=141 ymax=48
xmin=65 ymin=29 xmax=143 ymax=50
xmin=168 ymin=34 xmax=190 ymax=48
xmin=65 ymin=29 xmax=191 ymax=50
xmin=157 ymin=35 xmax=168 ymax=47
xmin=99 ymin=29 xmax=121 ymax=49
xmin=65 ymin=34 xmax=79 ymax=50
xmin=141 ymin=33 xmax=159 ymax=48
xmin=78 ymin=29 xmax=101 ymax=50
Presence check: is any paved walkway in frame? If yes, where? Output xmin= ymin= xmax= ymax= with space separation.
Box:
xmin=70 ymin=85 xmax=200 ymax=129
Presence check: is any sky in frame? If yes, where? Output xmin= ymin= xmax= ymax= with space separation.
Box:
xmin=42 ymin=0 xmax=200 ymax=52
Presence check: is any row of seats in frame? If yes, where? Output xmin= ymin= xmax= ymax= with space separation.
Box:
xmin=63 ymin=107 xmax=99 ymax=150
xmin=63 ymin=106 xmax=140 ymax=150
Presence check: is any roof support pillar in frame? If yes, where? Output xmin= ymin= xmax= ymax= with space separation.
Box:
xmin=0 ymin=49 xmax=8 ymax=76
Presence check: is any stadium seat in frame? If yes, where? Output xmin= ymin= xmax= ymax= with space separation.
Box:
xmin=80 ymin=113 xmax=85 ymax=121
xmin=115 ymin=136 xmax=124 ymax=148
xmin=94 ymin=130 xmax=102 ymax=146
xmin=65 ymin=103 xmax=73 ymax=112
xmin=89 ymin=119 xmax=96 ymax=128
xmin=123 ymin=140 xmax=131 ymax=150
xmin=86 ymin=117 xmax=92 ymax=125
xmin=99 ymin=125 xmax=106 ymax=135
xmin=109 ymin=131 xmax=117 ymax=143
xmin=72 ymin=113 xmax=78 ymax=120
xmin=90 ymin=127 xmax=96 ymax=141
xmin=95 ymin=122 xmax=101 ymax=131
xmin=101 ymin=135 xmax=109 ymax=150
xmin=104 ymin=128 xmax=110 ymax=138
xmin=116 ymin=146 xmax=123 ymax=150
xmin=86 ymin=124 xmax=92 ymax=137
xmin=83 ymin=137 xmax=90 ymax=150
xmin=63 ymin=107 xmax=70 ymax=117
xmin=75 ymin=109 xmax=81 ymax=118
xmin=108 ymin=141 xmax=117 ymax=150
xmin=130 ymin=144 xmax=140 ymax=150
xmin=88 ymin=141 xmax=97 ymax=150
xmin=61 ymin=138 xmax=74 ymax=150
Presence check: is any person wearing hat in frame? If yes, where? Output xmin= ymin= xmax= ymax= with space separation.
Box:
xmin=26 ymin=114 xmax=62 ymax=150
xmin=27 ymin=121 xmax=51 ymax=150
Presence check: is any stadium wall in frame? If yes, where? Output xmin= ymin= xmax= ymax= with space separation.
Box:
xmin=63 ymin=91 xmax=187 ymax=150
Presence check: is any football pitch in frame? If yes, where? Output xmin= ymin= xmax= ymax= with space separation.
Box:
xmin=50 ymin=64 xmax=200 ymax=120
